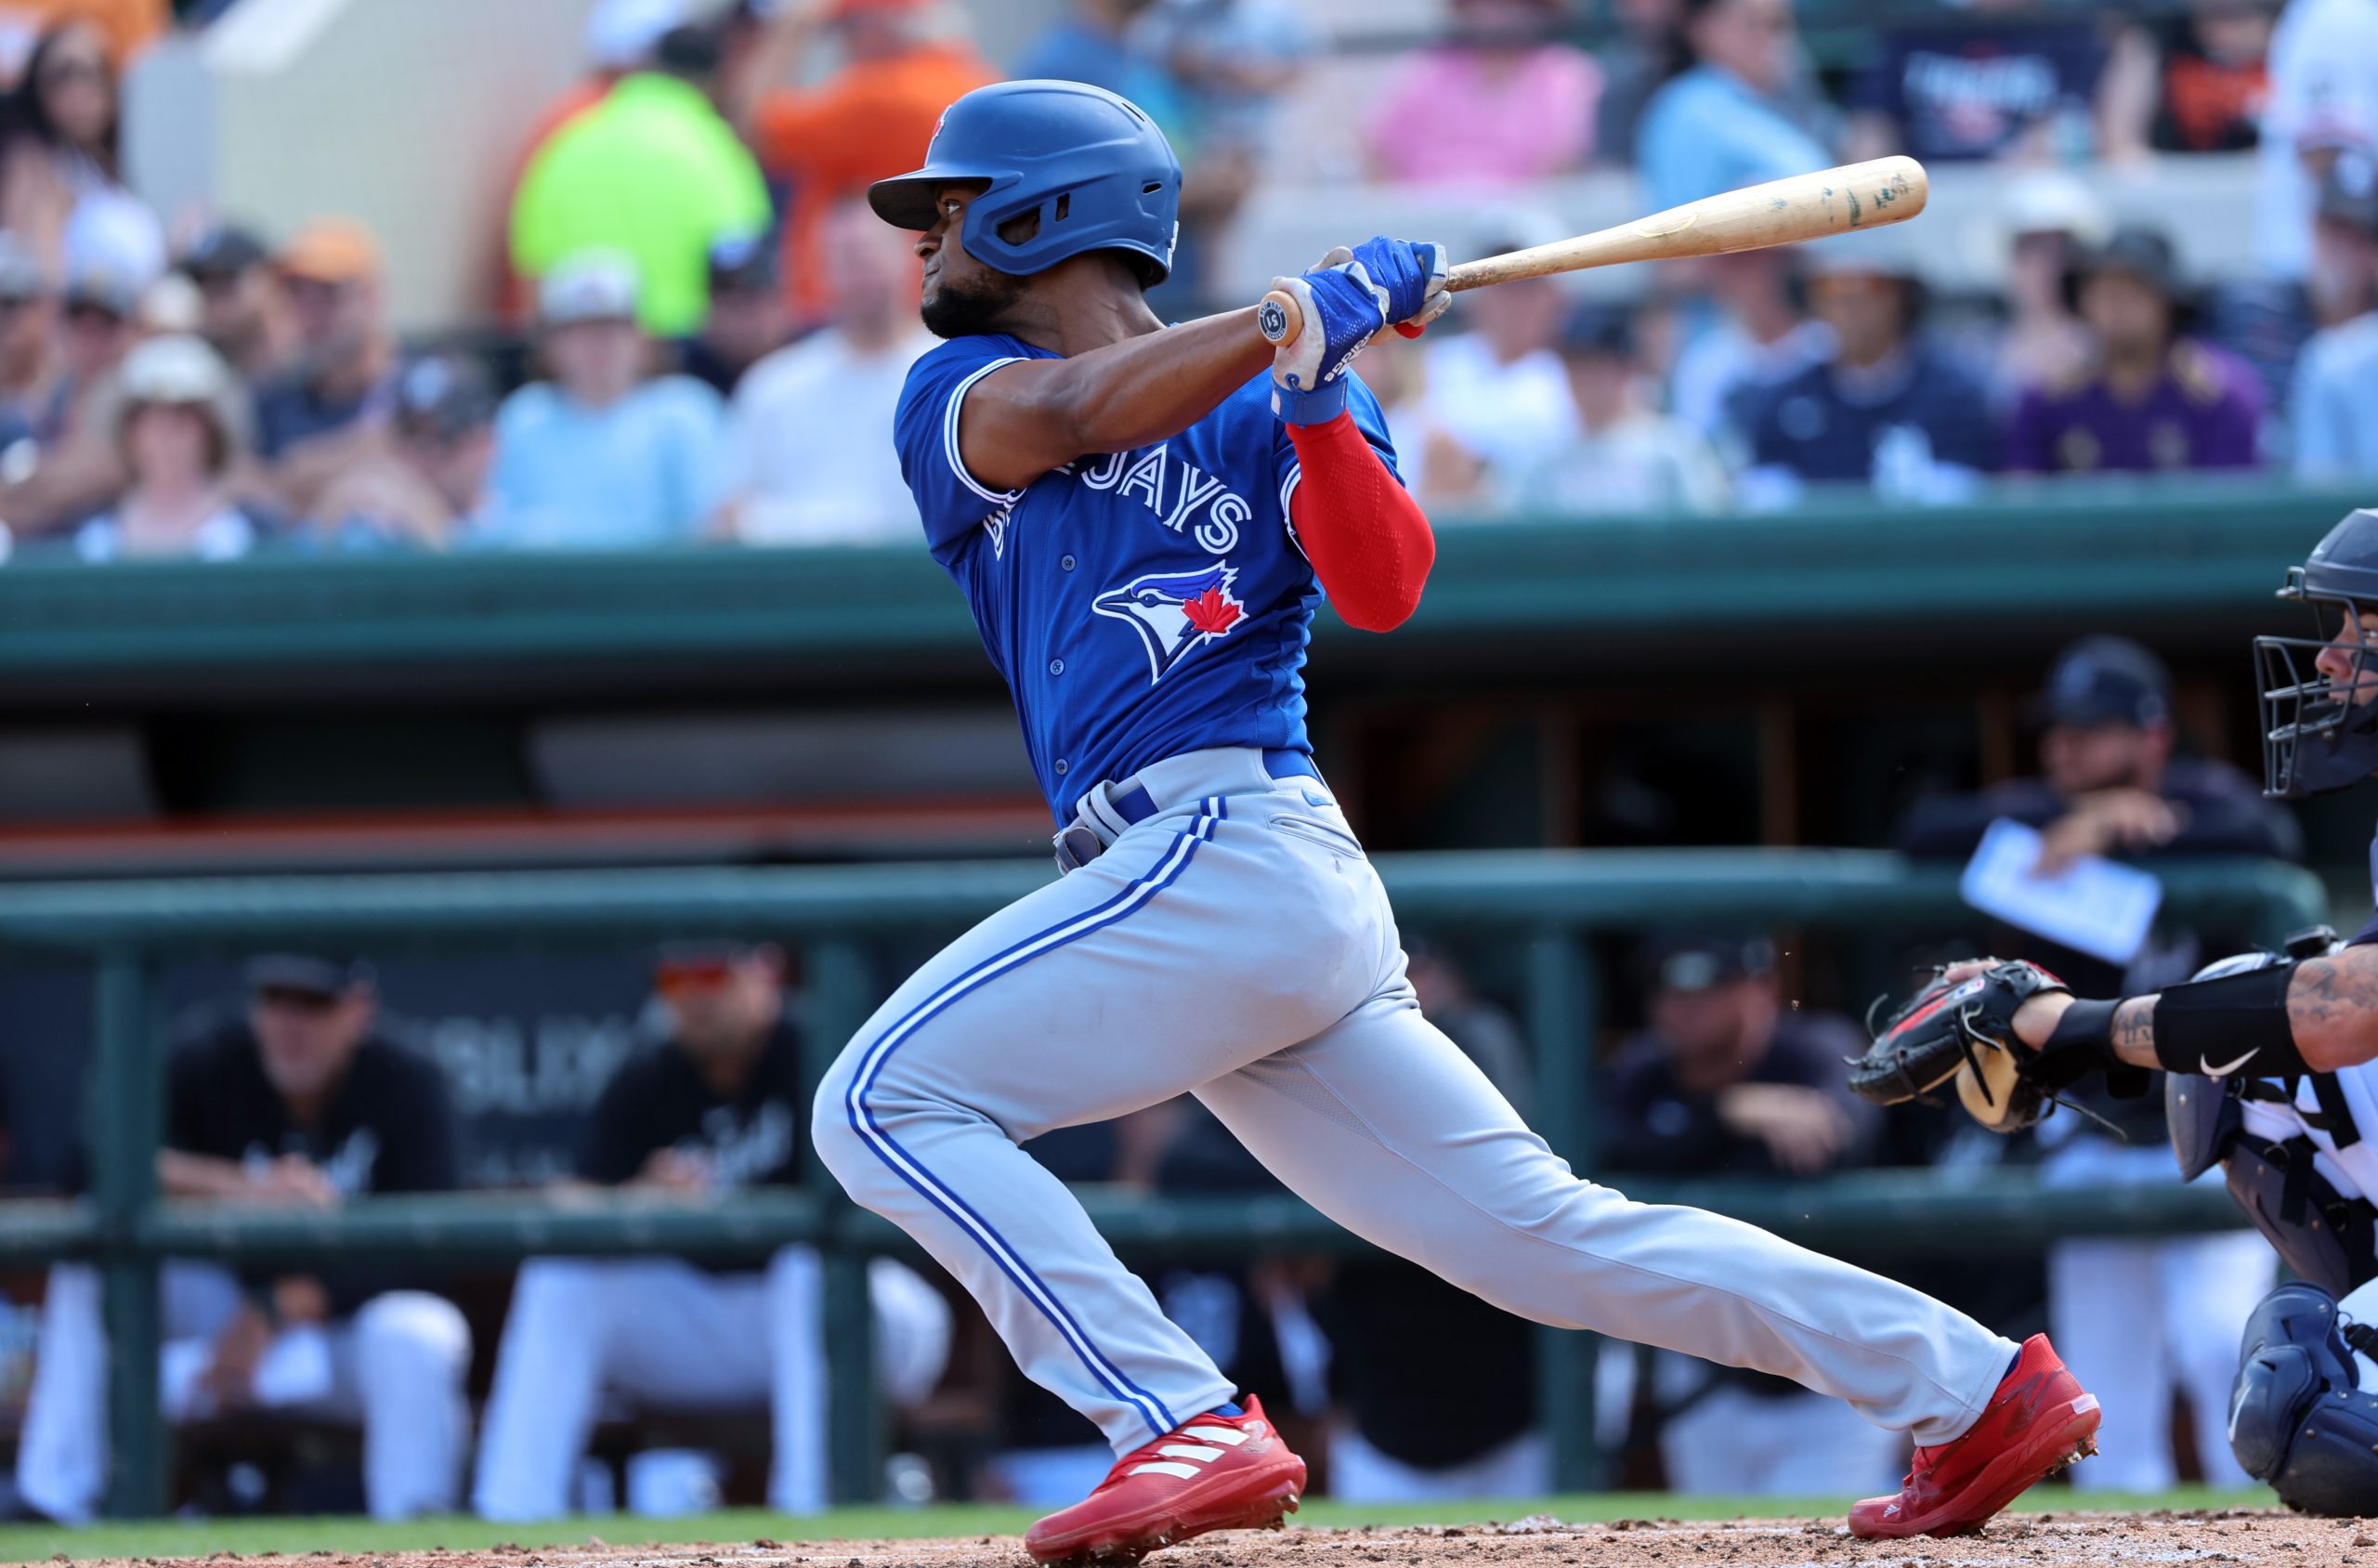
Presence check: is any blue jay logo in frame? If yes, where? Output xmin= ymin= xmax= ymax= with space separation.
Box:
xmin=1093 ymin=563 xmax=1247 ymax=685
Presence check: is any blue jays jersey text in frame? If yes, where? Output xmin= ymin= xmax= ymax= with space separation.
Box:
xmin=893 ymin=332 xmax=1400 ymax=821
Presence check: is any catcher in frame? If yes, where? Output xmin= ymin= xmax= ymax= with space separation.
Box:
xmin=1849 ymin=506 xmax=2378 ymax=1515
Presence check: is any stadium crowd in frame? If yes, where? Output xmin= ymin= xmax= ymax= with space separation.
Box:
xmin=0 ymin=0 xmax=2367 ymax=561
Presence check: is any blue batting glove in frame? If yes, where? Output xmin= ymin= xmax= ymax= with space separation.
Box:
xmin=1270 ymin=239 xmax=1452 ymax=425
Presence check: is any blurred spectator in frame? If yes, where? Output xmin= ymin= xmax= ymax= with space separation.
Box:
xmin=2254 ymin=0 xmax=2378 ymax=282
xmin=496 ymin=0 xmax=690 ymax=324
xmin=511 ymin=19 xmax=772 ymax=339
xmin=1599 ymin=934 xmax=1900 ymax=1496
xmin=2007 ymin=228 xmax=2262 ymax=474
xmin=0 ymin=215 xmax=137 ymax=533
xmin=1505 ymin=302 xmax=1726 ymax=515
xmin=177 ymin=222 xmax=291 ymax=384
xmin=1737 ymin=229 xmax=1996 ymax=506
xmin=0 ymin=0 xmax=167 ymax=73
xmin=72 ymin=333 xmax=261 ymax=561
xmin=2101 ymin=0 xmax=2275 ymax=159
xmin=1415 ymin=235 xmax=1575 ymax=506
xmin=2293 ymin=153 xmax=2378 ymax=478
xmin=252 ymin=219 xmax=396 ymax=470
xmin=16 ymin=955 xmax=471 ymax=1523
xmin=737 ymin=0 xmax=995 ymax=326
xmin=0 ymin=20 xmax=159 ymax=280
xmin=1596 ymin=0 xmax=1685 ymax=167
xmin=0 ymin=229 xmax=54 ymax=435
xmin=675 ymin=233 xmax=790 ymax=398
xmin=722 ymin=200 xmax=930 ymax=546
xmin=1897 ymin=637 xmax=2292 ymax=1494
xmin=1845 ymin=0 xmax=2116 ymax=165
xmin=1362 ymin=0 xmax=1600 ymax=185
xmin=1322 ymin=942 xmax=1545 ymax=1503
xmin=1133 ymin=0 xmax=1316 ymax=154
xmin=477 ymin=253 xmax=726 ymax=550
xmin=1637 ymin=0 xmax=1828 ymax=211
xmin=1665 ymin=247 xmax=1829 ymax=450
xmin=306 ymin=355 xmax=499 ymax=551
xmin=472 ymin=942 xmax=951 ymax=1520
xmin=1990 ymin=169 xmax=2108 ymax=409
xmin=1018 ymin=0 xmax=1183 ymax=126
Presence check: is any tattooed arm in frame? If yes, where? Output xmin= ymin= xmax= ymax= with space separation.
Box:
xmin=2009 ymin=946 xmax=2378 ymax=1074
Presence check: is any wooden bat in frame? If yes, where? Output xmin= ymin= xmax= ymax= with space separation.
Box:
xmin=1255 ymin=155 xmax=1929 ymax=346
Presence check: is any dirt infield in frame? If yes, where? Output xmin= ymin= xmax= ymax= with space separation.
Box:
xmin=77 ymin=1511 xmax=2378 ymax=1568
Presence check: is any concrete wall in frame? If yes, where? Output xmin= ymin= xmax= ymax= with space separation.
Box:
xmin=124 ymin=0 xmax=601 ymax=332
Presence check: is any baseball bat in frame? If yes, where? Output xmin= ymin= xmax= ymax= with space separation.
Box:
xmin=1254 ymin=155 xmax=1929 ymax=347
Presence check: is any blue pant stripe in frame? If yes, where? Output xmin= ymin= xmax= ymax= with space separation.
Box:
xmin=845 ymin=796 xmax=1227 ymax=1441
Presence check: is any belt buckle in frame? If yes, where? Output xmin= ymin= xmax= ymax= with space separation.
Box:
xmin=1052 ymin=821 xmax=1104 ymax=874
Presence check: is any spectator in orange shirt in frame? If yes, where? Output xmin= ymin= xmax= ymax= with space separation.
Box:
xmin=731 ymin=0 xmax=994 ymax=324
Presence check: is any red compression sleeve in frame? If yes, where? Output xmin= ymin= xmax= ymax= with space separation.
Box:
xmin=1286 ymin=412 xmax=1435 ymax=633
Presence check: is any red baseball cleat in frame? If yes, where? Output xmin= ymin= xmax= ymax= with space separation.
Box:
xmin=1849 ymin=1334 xmax=2101 ymax=1539
xmin=1026 ymin=1395 xmax=1307 ymax=1566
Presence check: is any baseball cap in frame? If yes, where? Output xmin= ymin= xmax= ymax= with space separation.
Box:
xmin=2319 ymin=151 xmax=2378 ymax=242
xmin=279 ymin=217 xmax=382 ymax=286
xmin=178 ymin=223 xmax=269 ymax=284
xmin=1804 ymin=221 xmax=1921 ymax=282
xmin=2032 ymin=635 xmax=2173 ymax=730
xmin=1559 ymin=301 xmax=1634 ymax=359
xmin=1999 ymin=167 xmax=2112 ymax=248
xmin=587 ymin=0 xmax=689 ymax=70
xmin=394 ymin=353 xmax=499 ymax=442
xmin=119 ymin=333 xmax=232 ymax=406
xmin=1639 ymin=934 xmax=1775 ymax=995
xmin=62 ymin=198 xmax=163 ymax=318
xmin=2072 ymin=226 xmax=2183 ymax=297
xmin=244 ymin=953 xmax=374 ymax=999
xmin=0 ymin=232 xmax=46 ymax=302
xmin=707 ymin=231 xmax=780 ymax=296
xmin=539 ymin=251 xmax=642 ymax=326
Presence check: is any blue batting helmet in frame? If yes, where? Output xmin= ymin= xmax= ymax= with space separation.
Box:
xmin=868 ymin=80 xmax=1182 ymax=284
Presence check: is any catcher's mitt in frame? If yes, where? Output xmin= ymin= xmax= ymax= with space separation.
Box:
xmin=1848 ymin=960 xmax=2069 ymax=1123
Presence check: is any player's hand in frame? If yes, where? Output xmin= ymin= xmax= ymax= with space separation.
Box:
xmin=1268 ymin=237 xmax=1450 ymax=425
xmin=1934 ymin=958 xmax=2077 ymax=1051
xmin=251 ymin=1155 xmax=339 ymax=1209
xmin=2033 ymin=789 xmax=2181 ymax=874
xmin=203 ymin=1304 xmax=273 ymax=1409
xmin=633 ymin=1147 xmax=713 ymax=1192
xmin=1716 ymin=1083 xmax=1852 ymax=1174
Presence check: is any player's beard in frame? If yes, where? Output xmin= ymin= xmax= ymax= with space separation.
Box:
xmin=921 ymin=268 xmax=1030 ymax=340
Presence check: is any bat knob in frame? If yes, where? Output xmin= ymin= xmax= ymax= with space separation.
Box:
xmin=1257 ymin=290 xmax=1300 ymax=346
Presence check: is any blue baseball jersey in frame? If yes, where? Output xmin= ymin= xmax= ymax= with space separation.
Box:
xmin=894 ymin=332 xmax=1400 ymax=822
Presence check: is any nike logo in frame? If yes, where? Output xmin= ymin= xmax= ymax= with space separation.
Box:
xmin=2200 ymin=1050 xmax=2258 ymax=1078
xmin=1301 ymin=791 xmax=1331 ymax=808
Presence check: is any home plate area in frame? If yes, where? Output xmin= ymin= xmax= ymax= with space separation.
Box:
xmin=80 ymin=1513 xmax=2378 ymax=1568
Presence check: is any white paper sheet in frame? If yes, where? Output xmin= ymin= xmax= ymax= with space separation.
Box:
xmin=1958 ymin=817 xmax=2163 ymax=966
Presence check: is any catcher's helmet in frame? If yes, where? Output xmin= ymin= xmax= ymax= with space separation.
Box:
xmin=2259 ymin=507 xmax=2378 ymax=797
xmin=869 ymin=80 xmax=1182 ymax=284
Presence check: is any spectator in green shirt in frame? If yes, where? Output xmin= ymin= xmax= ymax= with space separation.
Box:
xmin=509 ymin=20 xmax=771 ymax=339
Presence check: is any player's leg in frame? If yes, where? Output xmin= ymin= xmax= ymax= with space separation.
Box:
xmin=811 ymin=793 xmax=1378 ymax=1455
xmin=2161 ymin=1230 xmax=2274 ymax=1486
xmin=15 ymin=1263 xmax=106 ymax=1522
xmin=1198 ymin=990 xmax=2016 ymax=1439
xmin=2049 ymin=1236 xmax=2170 ymax=1491
xmin=346 ymin=1291 xmax=471 ymax=1520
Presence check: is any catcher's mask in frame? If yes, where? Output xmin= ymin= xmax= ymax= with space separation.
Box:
xmin=2259 ymin=507 xmax=2378 ymax=798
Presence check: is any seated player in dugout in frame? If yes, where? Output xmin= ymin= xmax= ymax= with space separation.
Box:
xmin=815 ymin=76 xmax=2104 ymax=1567
xmin=1853 ymin=506 xmax=2378 ymax=1517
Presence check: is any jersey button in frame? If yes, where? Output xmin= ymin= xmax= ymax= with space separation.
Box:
xmin=1054 ymin=759 xmax=1069 ymax=776
xmin=1061 ymin=555 xmax=1077 ymax=571
xmin=1049 ymin=659 xmax=1065 ymax=675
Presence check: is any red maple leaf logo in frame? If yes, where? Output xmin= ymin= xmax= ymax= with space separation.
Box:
xmin=1181 ymin=585 xmax=1242 ymax=635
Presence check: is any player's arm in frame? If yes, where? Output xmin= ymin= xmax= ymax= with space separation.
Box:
xmin=2007 ymin=943 xmax=2378 ymax=1076
xmin=960 ymin=310 xmax=1281 ymax=493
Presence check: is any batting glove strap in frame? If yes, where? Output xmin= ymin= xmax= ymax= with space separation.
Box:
xmin=1274 ymin=374 xmax=1352 ymax=425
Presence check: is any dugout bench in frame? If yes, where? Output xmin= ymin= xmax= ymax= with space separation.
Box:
xmin=0 ymin=849 xmax=2323 ymax=1518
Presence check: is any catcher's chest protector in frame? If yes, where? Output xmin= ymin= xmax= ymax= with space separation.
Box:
xmin=2175 ymin=1072 xmax=2378 ymax=1297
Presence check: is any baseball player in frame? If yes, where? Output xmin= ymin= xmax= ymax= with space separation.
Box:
xmin=818 ymin=78 xmax=2100 ymax=1564
xmin=1847 ymin=506 xmax=2378 ymax=1514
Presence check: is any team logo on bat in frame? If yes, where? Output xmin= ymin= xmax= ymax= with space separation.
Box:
xmin=1093 ymin=562 xmax=1246 ymax=684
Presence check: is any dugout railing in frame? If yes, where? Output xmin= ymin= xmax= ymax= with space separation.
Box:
xmin=0 ymin=849 xmax=2325 ymax=1518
